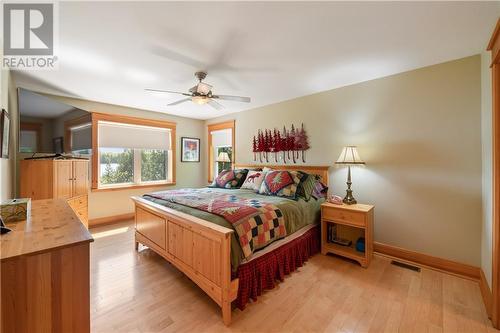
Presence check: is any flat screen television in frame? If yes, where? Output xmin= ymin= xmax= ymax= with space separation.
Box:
xmin=18 ymin=88 xmax=92 ymax=156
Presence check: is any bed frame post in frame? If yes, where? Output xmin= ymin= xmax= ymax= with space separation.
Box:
xmin=221 ymin=232 xmax=232 ymax=325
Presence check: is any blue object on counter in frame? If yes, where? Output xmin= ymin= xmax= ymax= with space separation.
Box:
xmin=356 ymin=237 xmax=365 ymax=253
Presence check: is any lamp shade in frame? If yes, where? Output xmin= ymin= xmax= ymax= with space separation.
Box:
xmin=335 ymin=146 xmax=365 ymax=165
xmin=217 ymin=152 xmax=231 ymax=162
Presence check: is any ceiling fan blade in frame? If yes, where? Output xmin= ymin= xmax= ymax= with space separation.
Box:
xmin=207 ymin=99 xmax=224 ymax=110
xmin=206 ymin=31 xmax=238 ymax=72
xmin=212 ymin=95 xmax=251 ymax=103
xmin=167 ymin=98 xmax=191 ymax=106
xmin=145 ymin=88 xmax=191 ymax=96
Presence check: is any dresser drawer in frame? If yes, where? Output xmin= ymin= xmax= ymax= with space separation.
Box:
xmin=67 ymin=195 xmax=88 ymax=228
xmin=74 ymin=205 xmax=87 ymax=219
xmin=75 ymin=206 xmax=88 ymax=227
xmin=73 ymin=195 xmax=88 ymax=208
xmin=322 ymin=207 xmax=365 ymax=227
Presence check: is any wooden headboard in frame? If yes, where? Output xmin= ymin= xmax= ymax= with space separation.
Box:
xmin=234 ymin=164 xmax=330 ymax=185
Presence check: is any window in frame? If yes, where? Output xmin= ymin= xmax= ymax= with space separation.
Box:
xmin=19 ymin=122 xmax=41 ymax=153
xmin=19 ymin=130 xmax=38 ymax=153
xmin=99 ymin=148 xmax=168 ymax=186
xmin=70 ymin=123 xmax=92 ymax=155
xmin=99 ymin=148 xmax=134 ymax=185
xmin=141 ymin=149 xmax=168 ymax=182
xmin=64 ymin=114 xmax=92 ymax=155
xmin=207 ymin=121 xmax=235 ymax=182
xmin=92 ymin=113 xmax=176 ymax=190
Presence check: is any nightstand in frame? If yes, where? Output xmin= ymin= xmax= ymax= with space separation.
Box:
xmin=321 ymin=202 xmax=374 ymax=267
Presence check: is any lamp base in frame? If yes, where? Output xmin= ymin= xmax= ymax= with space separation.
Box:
xmin=343 ymin=189 xmax=357 ymax=205
xmin=343 ymin=165 xmax=357 ymax=205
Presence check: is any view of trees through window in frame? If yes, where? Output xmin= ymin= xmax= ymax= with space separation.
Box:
xmin=100 ymin=148 xmax=133 ymax=185
xmin=141 ymin=149 xmax=167 ymax=182
xmin=100 ymin=148 xmax=167 ymax=185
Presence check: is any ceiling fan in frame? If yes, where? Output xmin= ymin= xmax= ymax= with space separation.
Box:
xmin=146 ymin=71 xmax=251 ymax=110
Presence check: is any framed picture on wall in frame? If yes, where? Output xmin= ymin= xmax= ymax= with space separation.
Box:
xmin=181 ymin=137 xmax=200 ymax=162
xmin=53 ymin=136 xmax=64 ymax=154
xmin=0 ymin=109 xmax=10 ymax=159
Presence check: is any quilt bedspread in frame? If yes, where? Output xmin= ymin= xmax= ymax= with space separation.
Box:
xmin=144 ymin=188 xmax=286 ymax=258
xmin=143 ymin=188 xmax=323 ymax=270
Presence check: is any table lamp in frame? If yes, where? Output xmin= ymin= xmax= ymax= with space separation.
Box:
xmin=335 ymin=146 xmax=365 ymax=205
xmin=217 ymin=152 xmax=231 ymax=170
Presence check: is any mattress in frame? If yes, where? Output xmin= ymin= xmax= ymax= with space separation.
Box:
xmin=142 ymin=188 xmax=323 ymax=270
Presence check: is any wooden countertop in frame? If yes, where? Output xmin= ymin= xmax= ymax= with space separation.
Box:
xmin=1 ymin=199 xmax=93 ymax=261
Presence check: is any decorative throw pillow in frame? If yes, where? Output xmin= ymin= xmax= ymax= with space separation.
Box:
xmin=240 ymin=170 xmax=265 ymax=191
xmin=230 ymin=169 xmax=249 ymax=188
xmin=311 ymin=177 xmax=328 ymax=200
xmin=296 ymin=172 xmax=316 ymax=201
xmin=210 ymin=169 xmax=249 ymax=189
xmin=212 ymin=169 xmax=235 ymax=188
xmin=258 ymin=170 xmax=303 ymax=198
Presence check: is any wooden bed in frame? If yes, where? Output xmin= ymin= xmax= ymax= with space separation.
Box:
xmin=131 ymin=164 xmax=329 ymax=325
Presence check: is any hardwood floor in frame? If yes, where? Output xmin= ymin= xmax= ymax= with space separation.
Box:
xmin=91 ymin=221 xmax=496 ymax=333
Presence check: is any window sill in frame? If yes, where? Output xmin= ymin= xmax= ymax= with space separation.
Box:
xmin=91 ymin=182 xmax=176 ymax=192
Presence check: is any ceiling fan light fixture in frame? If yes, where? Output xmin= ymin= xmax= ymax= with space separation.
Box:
xmin=149 ymin=71 xmax=251 ymax=110
xmin=192 ymin=95 xmax=209 ymax=105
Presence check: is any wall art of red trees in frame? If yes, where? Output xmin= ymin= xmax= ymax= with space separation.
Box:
xmin=252 ymin=123 xmax=310 ymax=163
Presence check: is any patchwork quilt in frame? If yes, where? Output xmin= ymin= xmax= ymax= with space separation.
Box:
xmin=144 ymin=189 xmax=286 ymax=258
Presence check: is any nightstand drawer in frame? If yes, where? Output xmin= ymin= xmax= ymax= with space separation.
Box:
xmin=322 ymin=208 xmax=365 ymax=227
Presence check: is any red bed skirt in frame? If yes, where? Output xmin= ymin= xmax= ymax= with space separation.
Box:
xmin=232 ymin=224 xmax=320 ymax=310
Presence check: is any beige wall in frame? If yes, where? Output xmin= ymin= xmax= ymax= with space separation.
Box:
xmin=15 ymin=94 xmax=206 ymax=219
xmin=481 ymin=51 xmax=493 ymax=287
xmin=208 ymin=55 xmax=482 ymax=266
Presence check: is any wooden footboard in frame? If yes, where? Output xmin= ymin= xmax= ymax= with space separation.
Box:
xmin=131 ymin=196 xmax=239 ymax=325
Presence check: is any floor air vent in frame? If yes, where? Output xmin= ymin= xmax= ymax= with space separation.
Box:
xmin=391 ymin=260 xmax=421 ymax=272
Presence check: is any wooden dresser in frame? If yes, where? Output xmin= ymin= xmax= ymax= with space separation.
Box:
xmin=1 ymin=199 xmax=94 ymax=333
xmin=20 ymin=159 xmax=89 ymax=227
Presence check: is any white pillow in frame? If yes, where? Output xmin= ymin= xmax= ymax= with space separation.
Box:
xmin=240 ymin=170 xmax=265 ymax=191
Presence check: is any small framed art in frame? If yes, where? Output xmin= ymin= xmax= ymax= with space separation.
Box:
xmin=181 ymin=137 xmax=200 ymax=162
xmin=0 ymin=109 xmax=10 ymax=159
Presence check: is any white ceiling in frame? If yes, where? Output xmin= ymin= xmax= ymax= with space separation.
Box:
xmin=18 ymin=88 xmax=76 ymax=118
xmin=12 ymin=1 xmax=500 ymax=120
